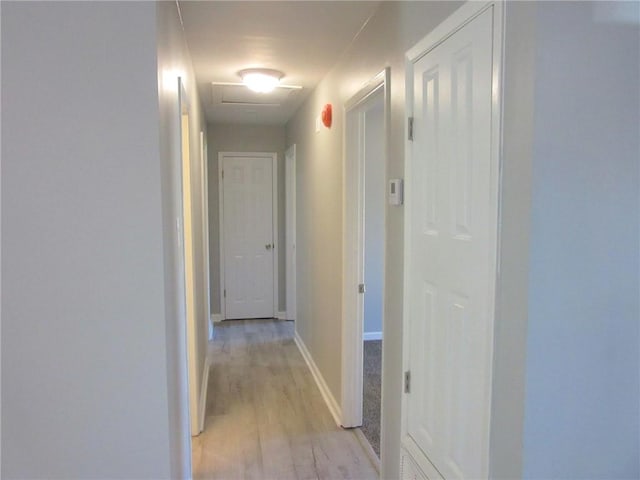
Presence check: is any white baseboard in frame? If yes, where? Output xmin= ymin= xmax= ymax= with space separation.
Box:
xmin=198 ymin=360 xmax=210 ymax=433
xmin=363 ymin=331 xmax=382 ymax=341
xmin=354 ymin=427 xmax=381 ymax=472
xmin=209 ymin=314 xmax=222 ymax=341
xmin=277 ymin=311 xmax=287 ymax=320
xmin=294 ymin=330 xmax=342 ymax=427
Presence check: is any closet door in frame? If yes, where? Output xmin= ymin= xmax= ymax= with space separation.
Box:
xmin=402 ymin=4 xmax=501 ymax=479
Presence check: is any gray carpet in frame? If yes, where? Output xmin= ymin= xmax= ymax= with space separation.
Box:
xmin=362 ymin=340 xmax=382 ymax=457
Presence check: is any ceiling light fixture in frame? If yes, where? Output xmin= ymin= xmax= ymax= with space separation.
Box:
xmin=239 ymin=68 xmax=283 ymax=93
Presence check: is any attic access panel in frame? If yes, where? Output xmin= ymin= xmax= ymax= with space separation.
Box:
xmin=211 ymin=83 xmax=301 ymax=107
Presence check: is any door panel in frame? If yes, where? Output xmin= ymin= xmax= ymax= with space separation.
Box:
xmin=222 ymin=155 xmax=274 ymax=319
xmin=405 ymin=7 xmax=497 ymax=479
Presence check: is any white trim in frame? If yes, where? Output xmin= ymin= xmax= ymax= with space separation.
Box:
xmin=363 ymin=331 xmax=383 ymax=341
xmin=200 ymin=130 xmax=211 ymax=344
xmin=406 ymin=1 xmax=495 ymax=62
xmin=198 ymin=359 xmax=210 ymax=434
xmin=342 ymin=68 xmax=390 ymax=431
xmin=402 ymin=3 xmax=504 ymax=479
xmin=277 ymin=311 xmax=287 ymax=320
xmin=294 ymin=330 xmax=342 ymax=427
xmin=217 ymin=155 xmax=225 ymax=320
xmin=272 ymin=154 xmax=279 ymax=319
xmin=172 ymin=77 xmax=193 ymax=480
xmin=285 ymin=144 xmax=297 ymax=323
xmin=218 ymin=152 xmax=279 ymax=320
xmin=178 ymin=78 xmax=200 ymax=438
xmin=354 ymin=428 xmax=381 ymax=472
xmin=210 ymin=313 xmax=223 ymax=323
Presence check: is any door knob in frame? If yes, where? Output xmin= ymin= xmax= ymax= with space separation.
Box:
xmin=265 ymin=244 xmax=272 ymax=250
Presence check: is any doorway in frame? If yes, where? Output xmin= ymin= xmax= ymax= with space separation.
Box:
xmin=218 ymin=152 xmax=278 ymax=320
xmin=178 ymin=78 xmax=203 ymax=437
xmin=342 ymin=69 xmax=389 ymax=462
xmin=361 ymin=94 xmax=384 ymax=459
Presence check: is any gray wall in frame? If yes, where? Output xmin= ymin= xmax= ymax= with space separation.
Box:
xmin=285 ymin=3 xmax=463 ymax=477
xmin=2 ymin=2 xmax=175 ymax=478
xmin=488 ymin=3 xmax=537 ymax=476
xmin=1 ymin=3 xmax=208 ymax=478
xmin=364 ymin=102 xmax=385 ymax=336
xmin=157 ymin=2 xmax=209 ymax=477
xmin=207 ymin=123 xmax=287 ymax=315
xmin=286 ymin=2 xmax=639 ymax=478
xmin=522 ymin=2 xmax=640 ymax=477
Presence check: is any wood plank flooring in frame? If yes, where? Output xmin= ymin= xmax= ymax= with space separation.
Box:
xmin=192 ymin=319 xmax=379 ymax=480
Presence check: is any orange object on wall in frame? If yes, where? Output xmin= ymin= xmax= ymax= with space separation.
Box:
xmin=322 ymin=104 xmax=332 ymax=128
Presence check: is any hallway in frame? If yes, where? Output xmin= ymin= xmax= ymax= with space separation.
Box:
xmin=192 ymin=320 xmax=378 ymax=479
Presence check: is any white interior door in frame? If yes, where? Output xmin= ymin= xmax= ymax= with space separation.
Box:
xmin=285 ymin=145 xmax=297 ymax=321
xmin=403 ymin=4 xmax=500 ymax=480
xmin=221 ymin=153 xmax=276 ymax=319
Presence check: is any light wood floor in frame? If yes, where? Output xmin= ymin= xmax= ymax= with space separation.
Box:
xmin=192 ymin=319 xmax=379 ymax=480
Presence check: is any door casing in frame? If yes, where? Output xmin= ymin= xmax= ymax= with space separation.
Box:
xmin=178 ymin=78 xmax=202 ymax=437
xmin=285 ymin=145 xmax=297 ymax=322
xmin=342 ymin=69 xmax=390 ymax=443
xmin=199 ymin=131 xmax=212 ymax=340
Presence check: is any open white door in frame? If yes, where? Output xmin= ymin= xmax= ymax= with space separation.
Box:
xmin=402 ymin=3 xmax=503 ymax=479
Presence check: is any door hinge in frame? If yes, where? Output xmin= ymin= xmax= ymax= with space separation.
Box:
xmin=224 ymin=289 xmax=226 ymax=298
xmin=408 ymin=117 xmax=414 ymax=141
xmin=221 ymin=169 xmax=224 ymax=179
xmin=358 ymin=283 xmax=366 ymax=294
xmin=404 ymin=370 xmax=411 ymax=393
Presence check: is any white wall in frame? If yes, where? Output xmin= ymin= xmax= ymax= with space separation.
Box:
xmin=156 ymin=2 xmax=208 ymax=477
xmin=364 ymin=102 xmax=385 ymax=336
xmin=2 ymin=2 xmax=173 ymax=478
xmin=207 ymin=123 xmax=286 ymax=315
xmin=522 ymin=2 xmax=640 ymax=477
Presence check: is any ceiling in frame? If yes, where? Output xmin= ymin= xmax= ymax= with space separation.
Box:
xmin=178 ymin=1 xmax=380 ymax=126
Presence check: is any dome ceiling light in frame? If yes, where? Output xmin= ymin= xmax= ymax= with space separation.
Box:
xmin=239 ymin=68 xmax=284 ymax=94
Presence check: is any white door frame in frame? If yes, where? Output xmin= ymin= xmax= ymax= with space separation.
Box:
xmin=218 ymin=152 xmax=278 ymax=320
xmin=285 ymin=144 xmax=297 ymax=321
xmin=200 ymin=131 xmax=212 ymax=340
xmin=401 ymin=2 xmax=504 ymax=478
xmin=177 ymin=78 xmax=201 ymax=437
xmin=341 ymin=68 xmax=390 ymax=432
